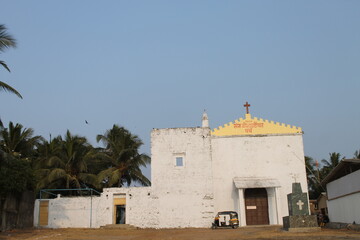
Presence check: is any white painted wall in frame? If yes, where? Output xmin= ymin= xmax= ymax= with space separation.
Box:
xmin=150 ymin=127 xmax=215 ymax=228
xmin=326 ymin=169 xmax=360 ymax=224
xmin=327 ymin=169 xmax=360 ymax=199
xmin=34 ymin=195 xmax=108 ymax=228
xmin=34 ymin=187 xmax=155 ymax=228
xmin=211 ymin=134 xmax=308 ymax=224
xmin=125 ymin=187 xmax=159 ymax=228
xmin=327 ymin=193 xmax=360 ymax=224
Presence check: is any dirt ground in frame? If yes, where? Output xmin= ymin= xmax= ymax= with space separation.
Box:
xmin=1 ymin=226 xmax=360 ymax=240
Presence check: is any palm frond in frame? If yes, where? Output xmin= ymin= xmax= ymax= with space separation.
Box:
xmin=47 ymin=168 xmax=67 ymax=182
xmin=0 ymin=81 xmax=22 ymax=98
xmin=78 ymin=173 xmax=99 ymax=188
xmin=0 ymin=24 xmax=16 ymax=52
xmin=97 ymin=167 xmax=116 ymax=185
xmin=109 ymin=168 xmax=122 ymax=187
xmin=0 ymin=60 xmax=11 ymax=72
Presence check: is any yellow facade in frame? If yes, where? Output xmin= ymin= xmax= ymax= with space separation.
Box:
xmin=211 ymin=114 xmax=302 ymax=137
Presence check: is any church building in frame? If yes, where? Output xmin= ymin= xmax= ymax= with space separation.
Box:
xmin=34 ymin=103 xmax=309 ymax=228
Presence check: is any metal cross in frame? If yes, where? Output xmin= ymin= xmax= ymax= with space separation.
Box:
xmin=244 ymin=102 xmax=251 ymax=114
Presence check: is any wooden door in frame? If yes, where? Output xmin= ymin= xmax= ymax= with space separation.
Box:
xmin=39 ymin=200 xmax=49 ymax=226
xmin=245 ymin=188 xmax=269 ymax=225
xmin=113 ymin=196 xmax=126 ymax=224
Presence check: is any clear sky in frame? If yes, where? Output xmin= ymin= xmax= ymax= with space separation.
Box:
xmin=1 ymin=1 xmax=360 ymax=179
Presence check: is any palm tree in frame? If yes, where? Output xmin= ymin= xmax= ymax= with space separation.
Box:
xmin=36 ymin=131 xmax=97 ymax=193
xmin=305 ymin=156 xmax=315 ymax=179
xmin=321 ymin=152 xmax=342 ymax=177
xmin=0 ymin=121 xmax=41 ymax=193
xmin=96 ymin=125 xmax=150 ymax=188
xmin=0 ymin=123 xmax=37 ymax=231
xmin=0 ymin=24 xmax=22 ymax=98
xmin=0 ymin=121 xmax=42 ymax=159
xmin=305 ymin=156 xmax=327 ymax=199
xmin=33 ymin=136 xmax=62 ymax=170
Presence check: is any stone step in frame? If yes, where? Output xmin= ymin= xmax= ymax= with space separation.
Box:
xmin=100 ymin=224 xmax=137 ymax=229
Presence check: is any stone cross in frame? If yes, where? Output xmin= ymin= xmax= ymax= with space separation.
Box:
xmin=296 ymin=200 xmax=304 ymax=210
xmin=244 ymin=102 xmax=251 ymax=114
xmin=287 ymin=182 xmax=309 ymax=216
xmin=291 ymin=174 xmax=299 ymax=183
xmin=283 ymin=183 xmax=319 ymax=230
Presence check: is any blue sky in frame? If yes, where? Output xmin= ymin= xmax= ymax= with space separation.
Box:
xmin=1 ymin=1 xmax=360 ymax=179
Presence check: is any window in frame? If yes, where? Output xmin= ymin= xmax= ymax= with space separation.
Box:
xmin=176 ymin=157 xmax=183 ymax=167
xmin=174 ymin=153 xmax=185 ymax=167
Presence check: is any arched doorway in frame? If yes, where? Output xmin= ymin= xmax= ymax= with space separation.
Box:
xmin=245 ymin=188 xmax=269 ymax=225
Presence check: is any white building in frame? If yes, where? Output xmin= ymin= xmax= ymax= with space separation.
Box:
xmin=34 ymin=107 xmax=309 ymax=228
xmin=321 ymin=159 xmax=360 ymax=224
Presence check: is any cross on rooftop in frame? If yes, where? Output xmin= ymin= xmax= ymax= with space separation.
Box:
xmin=244 ymin=102 xmax=251 ymax=114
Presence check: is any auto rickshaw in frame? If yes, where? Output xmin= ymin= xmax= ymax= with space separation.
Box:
xmin=211 ymin=211 xmax=239 ymax=229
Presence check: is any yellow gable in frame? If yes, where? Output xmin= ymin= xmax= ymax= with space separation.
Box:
xmin=211 ymin=114 xmax=302 ymax=136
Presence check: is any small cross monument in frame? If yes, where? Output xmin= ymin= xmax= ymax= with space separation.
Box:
xmin=283 ymin=182 xmax=319 ymax=231
xmin=287 ymin=182 xmax=309 ymax=216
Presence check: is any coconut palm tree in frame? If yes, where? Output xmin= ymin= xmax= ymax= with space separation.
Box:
xmin=305 ymin=156 xmax=315 ymax=179
xmin=0 ymin=121 xmax=42 ymax=159
xmin=0 ymin=122 xmax=37 ymax=231
xmin=0 ymin=24 xmax=22 ymax=98
xmin=33 ymin=136 xmax=62 ymax=170
xmin=0 ymin=121 xmax=41 ymax=194
xmin=305 ymin=156 xmax=327 ymax=199
xmin=96 ymin=125 xmax=150 ymax=188
xmin=36 ymin=131 xmax=98 ymax=193
xmin=321 ymin=152 xmax=342 ymax=177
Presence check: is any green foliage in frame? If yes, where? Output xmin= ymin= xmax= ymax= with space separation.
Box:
xmin=0 ymin=121 xmax=42 ymax=158
xmin=0 ymin=24 xmax=22 ymax=99
xmin=305 ymin=152 xmax=344 ymax=199
xmin=35 ymin=130 xmax=98 ymax=193
xmin=34 ymin=125 xmax=151 ymax=194
xmin=96 ymin=125 xmax=151 ymax=188
xmin=321 ymin=152 xmax=342 ymax=177
xmin=0 ymin=151 xmax=35 ymax=196
xmin=0 ymin=122 xmax=39 ymax=197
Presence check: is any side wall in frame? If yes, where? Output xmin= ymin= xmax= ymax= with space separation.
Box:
xmin=326 ymin=169 xmax=360 ymax=223
xmin=211 ymin=134 xmax=308 ymax=225
xmin=122 ymin=187 xmax=159 ymax=228
xmin=34 ymin=194 xmax=113 ymax=228
xmin=150 ymin=127 xmax=215 ymax=228
xmin=327 ymin=193 xmax=360 ymax=224
xmin=34 ymin=187 xmax=155 ymax=228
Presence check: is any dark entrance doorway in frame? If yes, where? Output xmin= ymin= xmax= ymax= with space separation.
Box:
xmin=245 ymin=188 xmax=269 ymax=225
xmin=115 ymin=205 xmax=126 ymax=224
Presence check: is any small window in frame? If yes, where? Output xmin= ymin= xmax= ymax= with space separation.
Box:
xmin=173 ymin=153 xmax=185 ymax=167
xmin=176 ymin=157 xmax=183 ymax=167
